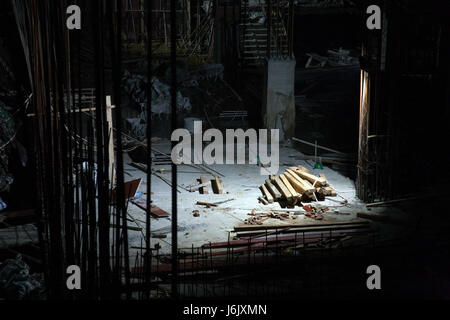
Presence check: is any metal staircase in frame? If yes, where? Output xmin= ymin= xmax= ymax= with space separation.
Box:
xmin=240 ymin=0 xmax=291 ymax=67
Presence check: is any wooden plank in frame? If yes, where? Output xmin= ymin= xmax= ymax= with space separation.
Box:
xmin=265 ymin=179 xmax=282 ymax=200
xmin=270 ymin=176 xmax=293 ymax=204
xmin=131 ymin=198 xmax=169 ymax=218
xmin=297 ymin=165 xmax=311 ymax=173
xmin=199 ymin=176 xmax=209 ymax=194
xmin=290 ymin=167 xmax=328 ymax=187
xmin=258 ymin=197 xmax=269 ymax=205
xmin=259 ymin=184 xmax=274 ymax=203
xmin=286 ymin=170 xmax=315 ymax=196
xmin=235 ymin=224 xmax=370 ymax=237
xmin=284 ymin=170 xmax=314 ymax=196
xmin=211 ymin=176 xmax=223 ymax=194
xmin=234 ymin=220 xmax=370 ymax=232
xmin=279 ymin=174 xmax=300 ymax=202
xmin=196 ymin=201 xmax=218 ymax=207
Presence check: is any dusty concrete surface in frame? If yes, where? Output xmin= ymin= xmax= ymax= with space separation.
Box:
xmin=124 ymin=139 xmax=371 ymax=255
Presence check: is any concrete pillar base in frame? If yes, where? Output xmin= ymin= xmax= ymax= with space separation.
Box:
xmin=263 ymin=58 xmax=296 ymax=141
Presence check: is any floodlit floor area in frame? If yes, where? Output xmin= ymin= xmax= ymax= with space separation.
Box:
xmin=124 ymin=140 xmax=382 ymax=255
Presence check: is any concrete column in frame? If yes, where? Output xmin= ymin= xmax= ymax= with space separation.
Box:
xmin=263 ymin=58 xmax=296 ymax=141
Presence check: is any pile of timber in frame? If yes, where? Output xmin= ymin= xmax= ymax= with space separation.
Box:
xmin=259 ymin=166 xmax=337 ymax=207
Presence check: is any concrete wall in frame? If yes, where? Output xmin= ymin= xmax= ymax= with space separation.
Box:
xmin=263 ymin=58 xmax=296 ymax=141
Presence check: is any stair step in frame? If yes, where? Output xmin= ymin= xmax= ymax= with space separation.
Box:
xmin=244 ymin=33 xmax=287 ymax=39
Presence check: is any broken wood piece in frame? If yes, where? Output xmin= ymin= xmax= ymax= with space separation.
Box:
xmin=258 ymin=197 xmax=269 ymax=205
xmin=213 ymin=198 xmax=235 ymax=206
xmin=196 ymin=201 xmax=218 ymax=207
xmin=199 ymin=176 xmax=209 ymax=194
xmin=316 ymin=173 xmax=337 ymax=196
xmin=211 ymin=176 xmax=223 ymax=194
xmin=322 ymin=187 xmax=337 ymax=197
xmin=259 ymin=184 xmax=274 ymax=203
xmin=265 ymin=179 xmax=282 ymax=200
xmin=188 ymin=181 xmax=210 ymax=192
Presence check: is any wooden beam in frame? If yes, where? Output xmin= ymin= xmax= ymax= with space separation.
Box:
xmin=270 ymin=176 xmax=293 ymax=204
xmin=259 ymin=184 xmax=274 ymax=203
xmin=297 ymin=165 xmax=311 ymax=173
xmin=284 ymin=170 xmax=313 ymax=196
xmin=279 ymin=174 xmax=300 ymax=202
xmin=258 ymin=197 xmax=269 ymax=205
xmin=290 ymin=167 xmax=328 ymax=187
xmin=285 ymin=170 xmax=315 ymax=197
xmin=265 ymin=179 xmax=282 ymax=200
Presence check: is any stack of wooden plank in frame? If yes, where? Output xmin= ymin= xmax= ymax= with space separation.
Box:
xmin=259 ymin=166 xmax=337 ymax=207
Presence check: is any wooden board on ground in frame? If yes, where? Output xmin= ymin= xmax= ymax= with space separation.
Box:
xmin=131 ymin=197 xmax=169 ymax=218
xmin=199 ymin=176 xmax=209 ymax=194
xmin=211 ymin=176 xmax=223 ymax=194
xmin=235 ymin=224 xmax=370 ymax=238
xmin=234 ymin=219 xmax=369 ymax=232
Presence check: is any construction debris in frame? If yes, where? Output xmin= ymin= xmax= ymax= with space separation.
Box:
xmin=0 ymin=255 xmax=43 ymax=300
xmin=234 ymin=220 xmax=371 ymax=238
xmin=211 ymin=176 xmax=224 ymax=194
xmin=196 ymin=199 xmax=234 ymax=208
xmin=305 ymin=48 xmax=359 ymax=69
xmin=131 ymin=197 xmax=169 ymax=218
xmin=259 ymin=166 xmax=337 ymax=206
xmin=198 ymin=176 xmax=209 ymax=194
